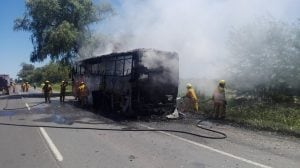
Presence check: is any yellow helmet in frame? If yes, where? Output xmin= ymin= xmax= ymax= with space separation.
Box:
xmin=186 ymin=83 xmax=192 ymax=88
xmin=62 ymin=80 xmax=65 ymax=83
xmin=45 ymin=80 xmax=50 ymax=83
xmin=219 ymin=80 xmax=225 ymax=85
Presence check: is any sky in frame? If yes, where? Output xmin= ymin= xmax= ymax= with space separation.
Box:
xmin=0 ymin=0 xmax=300 ymax=80
xmin=0 ymin=0 xmax=49 ymax=79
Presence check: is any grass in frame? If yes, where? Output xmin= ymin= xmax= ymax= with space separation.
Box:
xmin=49 ymin=83 xmax=72 ymax=93
xmin=225 ymin=103 xmax=300 ymax=136
xmin=192 ymin=91 xmax=300 ymax=136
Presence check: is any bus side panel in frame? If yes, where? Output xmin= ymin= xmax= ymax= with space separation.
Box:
xmin=85 ymin=74 xmax=101 ymax=104
xmin=92 ymin=75 xmax=132 ymax=114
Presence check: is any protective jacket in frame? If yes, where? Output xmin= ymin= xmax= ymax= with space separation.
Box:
xmin=60 ymin=83 xmax=67 ymax=93
xmin=78 ymin=84 xmax=88 ymax=97
xmin=186 ymin=88 xmax=198 ymax=103
xmin=186 ymin=87 xmax=199 ymax=112
xmin=43 ymin=84 xmax=52 ymax=93
xmin=213 ymin=86 xmax=225 ymax=103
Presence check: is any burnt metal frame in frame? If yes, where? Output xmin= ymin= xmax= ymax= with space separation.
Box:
xmin=77 ymin=54 xmax=134 ymax=78
xmin=72 ymin=49 xmax=178 ymax=116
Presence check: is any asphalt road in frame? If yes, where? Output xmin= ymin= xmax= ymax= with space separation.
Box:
xmin=0 ymin=86 xmax=299 ymax=168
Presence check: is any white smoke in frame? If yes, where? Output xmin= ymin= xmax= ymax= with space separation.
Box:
xmin=91 ymin=0 xmax=299 ymax=93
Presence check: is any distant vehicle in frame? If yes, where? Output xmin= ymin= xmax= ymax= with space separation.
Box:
xmin=0 ymin=74 xmax=10 ymax=94
xmin=71 ymin=49 xmax=179 ymax=116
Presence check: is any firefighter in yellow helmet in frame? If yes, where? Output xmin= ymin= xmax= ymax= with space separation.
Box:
xmin=21 ymin=82 xmax=26 ymax=92
xmin=12 ymin=82 xmax=16 ymax=93
xmin=60 ymin=80 xmax=68 ymax=103
xmin=185 ymin=83 xmax=199 ymax=112
xmin=42 ymin=80 xmax=52 ymax=103
xmin=78 ymin=81 xmax=89 ymax=106
xmin=212 ymin=80 xmax=226 ymax=119
xmin=25 ymin=82 xmax=30 ymax=92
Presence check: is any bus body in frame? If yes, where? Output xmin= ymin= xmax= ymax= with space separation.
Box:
xmin=72 ymin=49 xmax=179 ymax=116
xmin=0 ymin=74 xmax=10 ymax=94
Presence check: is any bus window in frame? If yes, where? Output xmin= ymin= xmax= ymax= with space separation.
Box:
xmin=124 ymin=57 xmax=132 ymax=76
xmin=80 ymin=65 xmax=85 ymax=75
xmin=115 ymin=59 xmax=124 ymax=76
xmin=73 ymin=65 xmax=78 ymax=75
xmin=91 ymin=64 xmax=99 ymax=74
xmin=99 ymin=62 xmax=105 ymax=75
xmin=105 ymin=60 xmax=115 ymax=76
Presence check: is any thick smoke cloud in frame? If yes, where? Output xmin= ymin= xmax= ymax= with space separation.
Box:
xmin=89 ymin=0 xmax=299 ymax=93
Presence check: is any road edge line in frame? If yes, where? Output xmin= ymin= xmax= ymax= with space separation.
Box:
xmin=39 ymin=127 xmax=63 ymax=162
xmin=140 ymin=124 xmax=272 ymax=168
xmin=25 ymin=103 xmax=30 ymax=110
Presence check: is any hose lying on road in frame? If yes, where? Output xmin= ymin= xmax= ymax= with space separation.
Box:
xmin=0 ymin=121 xmax=227 ymax=139
xmin=196 ymin=118 xmax=227 ymax=139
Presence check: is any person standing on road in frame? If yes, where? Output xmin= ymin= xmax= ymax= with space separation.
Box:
xmin=21 ymin=82 xmax=26 ymax=92
xmin=12 ymin=82 xmax=16 ymax=93
xmin=212 ymin=80 xmax=227 ymax=119
xmin=185 ymin=83 xmax=199 ymax=112
xmin=25 ymin=82 xmax=30 ymax=92
xmin=42 ymin=81 xmax=52 ymax=103
xmin=60 ymin=80 xmax=67 ymax=103
xmin=78 ymin=81 xmax=89 ymax=106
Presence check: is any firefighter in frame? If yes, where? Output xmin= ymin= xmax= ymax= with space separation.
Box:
xmin=12 ymin=82 xmax=16 ymax=93
xmin=42 ymin=80 xmax=52 ymax=103
xmin=25 ymin=82 xmax=30 ymax=92
xmin=78 ymin=81 xmax=89 ymax=106
xmin=185 ymin=83 xmax=199 ymax=112
xmin=60 ymin=80 xmax=67 ymax=102
xmin=212 ymin=80 xmax=226 ymax=119
xmin=21 ymin=82 xmax=26 ymax=92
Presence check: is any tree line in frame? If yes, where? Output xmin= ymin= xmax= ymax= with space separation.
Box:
xmin=17 ymin=62 xmax=70 ymax=85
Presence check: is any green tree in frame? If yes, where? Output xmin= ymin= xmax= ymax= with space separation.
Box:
xmin=42 ymin=62 xmax=70 ymax=83
xmin=17 ymin=63 xmax=35 ymax=82
xmin=17 ymin=62 xmax=70 ymax=85
xmin=31 ymin=67 xmax=44 ymax=84
xmin=14 ymin=0 xmax=113 ymax=64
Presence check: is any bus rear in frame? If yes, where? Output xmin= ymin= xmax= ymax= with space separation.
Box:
xmin=131 ymin=49 xmax=179 ymax=115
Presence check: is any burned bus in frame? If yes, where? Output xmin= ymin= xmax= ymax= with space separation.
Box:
xmin=71 ymin=49 xmax=179 ymax=116
xmin=0 ymin=74 xmax=10 ymax=94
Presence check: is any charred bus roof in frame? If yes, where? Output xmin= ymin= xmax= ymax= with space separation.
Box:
xmin=78 ymin=48 xmax=178 ymax=64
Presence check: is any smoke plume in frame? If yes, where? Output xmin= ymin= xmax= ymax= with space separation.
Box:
xmin=88 ymin=0 xmax=300 ymax=94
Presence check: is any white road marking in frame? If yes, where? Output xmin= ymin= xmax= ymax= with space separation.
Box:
xmin=140 ymin=124 xmax=272 ymax=168
xmin=25 ymin=103 xmax=30 ymax=110
xmin=39 ymin=127 xmax=63 ymax=162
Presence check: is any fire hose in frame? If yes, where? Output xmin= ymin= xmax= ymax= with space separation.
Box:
xmin=1 ymin=98 xmax=227 ymax=140
xmin=0 ymin=121 xmax=226 ymax=139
